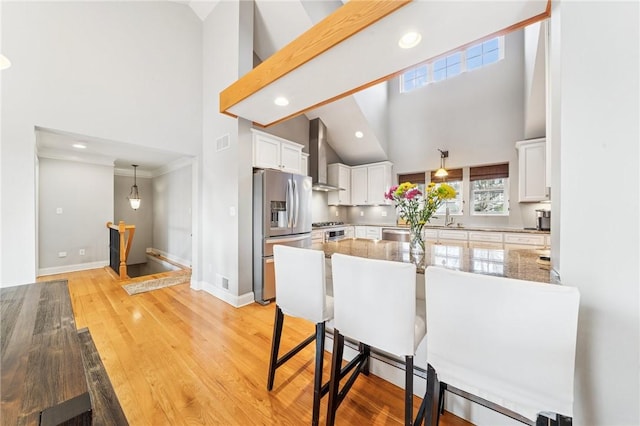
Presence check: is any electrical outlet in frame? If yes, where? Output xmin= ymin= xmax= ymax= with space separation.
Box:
xmin=335 ymin=211 xmax=339 ymax=217
xmin=56 ymin=207 xmax=63 ymax=214
xmin=360 ymin=211 xmax=364 ymax=217
xmin=381 ymin=211 xmax=387 ymax=217
xmin=79 ymin=249 xmax=85 ymax=256
xmin=58 ymin=251 xmax=67 ymax=258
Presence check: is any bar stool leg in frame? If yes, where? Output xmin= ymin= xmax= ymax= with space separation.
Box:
xmin=405 ymin=355 xmax=414 ymax=426
xmin=312 ymin=322 xmax=325 ymax=426
xmin=267 ymin=306 xmax=284 ymax=391
xmin=326 ymin=330 xmax=344 ymax=426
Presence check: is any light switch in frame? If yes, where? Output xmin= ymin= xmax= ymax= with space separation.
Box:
xmin=381 ymin=211 xmax=387 ymax=217
xmin=229 ymin=206 xmax=236 ymax=216
xmin=360 ymin=211 xmax=364 ymax=217
xmin=56 ymin=207 xmax=63 ymax=214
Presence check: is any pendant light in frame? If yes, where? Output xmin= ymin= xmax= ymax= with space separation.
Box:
xmin=128 ymin=164 xmax=141 ymax=210
xmin=434 ymin=149 xmax=449 ymax=179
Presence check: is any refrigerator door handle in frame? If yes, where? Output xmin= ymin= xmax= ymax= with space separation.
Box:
xmin=293 ymin=179 xmax=299 ymax=227
xmin=287 ymin=178 xmax=294 ymax=228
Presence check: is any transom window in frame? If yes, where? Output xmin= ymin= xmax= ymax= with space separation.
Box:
xmin=400 ymin=36 xmax=504 ymax=93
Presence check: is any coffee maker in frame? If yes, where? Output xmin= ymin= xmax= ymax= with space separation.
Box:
xmin=536 ymin=209 xmax=551 ymax=231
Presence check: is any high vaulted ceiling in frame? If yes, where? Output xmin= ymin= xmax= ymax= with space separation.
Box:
xmin=37 ymin=1 xmax=549 ymax=172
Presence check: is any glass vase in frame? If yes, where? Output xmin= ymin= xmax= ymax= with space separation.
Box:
xmin=409 ymin=224 xmax=425 ymax=256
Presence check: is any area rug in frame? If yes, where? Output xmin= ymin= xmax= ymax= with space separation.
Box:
xmin=123 ymin=274 xmax=191 ymax=295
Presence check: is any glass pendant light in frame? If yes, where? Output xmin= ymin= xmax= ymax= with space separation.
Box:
xmin=434 ymin=149 xmax=449 ymax=178
xmin=128 ymin=165 xmax=141 ymax=210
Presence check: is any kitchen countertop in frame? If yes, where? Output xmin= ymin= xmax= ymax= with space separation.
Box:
xmin=312 ymin=239 xmax=557 ymax=284
xmin=312 ymin=223 xmax=550 ymax=234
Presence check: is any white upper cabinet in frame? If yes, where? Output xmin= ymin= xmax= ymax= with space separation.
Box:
xmin=350 ymin=161 xmax=393 ymax=206
xmin=252 ymin=129 xmax=303 ymax=174
xmin=327 ymin=163 xmax=351 ymax=205
xmin=516 ymin=138 xmax=548 ymax=202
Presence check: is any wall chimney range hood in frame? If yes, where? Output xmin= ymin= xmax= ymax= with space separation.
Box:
xmin=309 ymin=118 xmax=343 ymax=192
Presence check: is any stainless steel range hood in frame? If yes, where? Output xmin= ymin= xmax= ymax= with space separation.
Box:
xmin=309 ymin=118 xmax=342 ymax=191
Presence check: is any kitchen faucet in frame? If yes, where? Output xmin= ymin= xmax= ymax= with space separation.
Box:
xmin=444 ymin=204 xmax=454 ymax=227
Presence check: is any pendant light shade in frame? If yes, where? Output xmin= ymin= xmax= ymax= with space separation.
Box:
xmin=434 ymin=149 xmax=449 ymax=178
xmin=129 ymin=165 xmax=141 ymax=210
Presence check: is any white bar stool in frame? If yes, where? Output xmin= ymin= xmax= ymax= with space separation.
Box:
xmin=417 ymin=266 xmax=580 ymax=426
xmin=327 ymin=253 xmax=426 ymax=426
xmin=268 ymin=245 xmax=334 ymax=426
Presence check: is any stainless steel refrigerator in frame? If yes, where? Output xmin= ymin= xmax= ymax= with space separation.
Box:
xmin=253 ymin=169 xmax=312 ymax=304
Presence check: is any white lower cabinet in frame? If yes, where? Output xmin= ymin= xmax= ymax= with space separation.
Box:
xmin=365 ymin=226 xmax=382 ymax=240
xmin=424 ymin=230 xmax=438 ymax=241
xmin=354 ymin=226 xmax=381 ymax=240
xmin=503 ymin=233 xmax=546 ymax=249
xmin=345 ymin=226 xmax=354 ymax=239
xmin=468 ymin=231 xmax=503 ymax=249
xmin=437 ymin=230 xmax=468 ymax=247
xmin=311 ymin=230 xmax=324 ymax=244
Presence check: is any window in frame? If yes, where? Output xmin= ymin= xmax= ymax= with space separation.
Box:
xmin=430 ymin=168 xmax=463 ymax=215
xmin=466 ymin=37 xmax=502 ymax=70
xmin=433 ymin=52 xmax=461 ymax=82
xmin=401 ymin=65 xmax=428 ymax=93
xmin=400 ymin=36 xmax=504 ymax=93
xmin=470 ymin=163 xmax=509 ymax=216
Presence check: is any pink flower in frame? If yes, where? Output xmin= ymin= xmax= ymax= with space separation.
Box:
xmin=405 ymin=188 xmax=421 ymax=200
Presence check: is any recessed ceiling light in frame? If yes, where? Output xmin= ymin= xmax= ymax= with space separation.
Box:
xmin=274 ymin=96 xmax=289 ymax=106
xmin=72 ymin=143 xmax=87 ymax=149
xmin=355 ymin=131 xmax=364 ymax=139
xmin=398 ymin=31 xmax=422 ymax=49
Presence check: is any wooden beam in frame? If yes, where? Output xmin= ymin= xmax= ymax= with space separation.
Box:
xmin=219 ymin=0 xmax=412 ymax=115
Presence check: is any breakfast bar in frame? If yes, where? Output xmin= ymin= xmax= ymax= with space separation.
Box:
xmin=312 ymin=238 xmax=556 ymax=284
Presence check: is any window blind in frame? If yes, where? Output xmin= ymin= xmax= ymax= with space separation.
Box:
xmin=469 ymin=163 xmax=509 ymax=181
xmin=398 ymin=172 xmax=426 ymax=185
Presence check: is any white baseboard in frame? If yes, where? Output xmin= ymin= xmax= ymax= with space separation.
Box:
xmin=146 ymin=248 xmax=191 ymax=268
xmin=196 ymin=280 xmax=255 ymax=307
xmin=38 ymin=260 xmax=109 ymax=277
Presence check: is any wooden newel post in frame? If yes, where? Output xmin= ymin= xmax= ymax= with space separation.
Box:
xmin=118 ymin=220 xmax=127 ymax=279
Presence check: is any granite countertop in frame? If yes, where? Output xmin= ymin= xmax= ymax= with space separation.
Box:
xmin=312 ymin=239 xmax=557 ymax=284
xmin=363 ymin=224 xmax=550 ymax=234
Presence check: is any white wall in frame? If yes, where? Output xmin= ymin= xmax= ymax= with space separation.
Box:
xmin=114 ymin=173 xmax=153 ymax=265
xmin=38 ymin=158 xmax=113 ymax=274
xmin=387 ymin=30 xmax=542 ymax=229
xmin=199 ymin=0 xmax=254 ymax=305
xmin=555 ymin=2 xmax=639 ymax=424
xmin=152 ymin=163 xmax=192 ymax=266
xmin=1 ymin=1 xmax=202 ymax=286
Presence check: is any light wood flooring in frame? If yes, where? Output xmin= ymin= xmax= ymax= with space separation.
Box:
xmin=38 ymin=268 xmax=471 ymax=426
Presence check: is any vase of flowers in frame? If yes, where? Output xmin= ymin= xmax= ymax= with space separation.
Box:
xmin=384 ymin=181 xmax=457 ymax=256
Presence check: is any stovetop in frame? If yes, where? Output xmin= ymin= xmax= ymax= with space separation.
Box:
xmin=312 ymin=221 xmax=345 ymax=228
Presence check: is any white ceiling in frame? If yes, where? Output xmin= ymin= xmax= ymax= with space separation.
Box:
xmin=252 ymin=0 xmax=389 ymax=165
xmin=36 ymin=127 xmax=191 ymax=175
xmin=36 ymin=1 xmax=547 ymax=172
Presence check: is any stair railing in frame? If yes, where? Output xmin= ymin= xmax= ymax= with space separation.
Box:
xmin=106 ymin=221 xmax=136 ymax=279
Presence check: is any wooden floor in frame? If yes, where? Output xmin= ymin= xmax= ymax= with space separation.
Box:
xmin=38 ymin=268 xmax=471 ymax=426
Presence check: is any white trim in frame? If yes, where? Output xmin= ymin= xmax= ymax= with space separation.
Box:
xmin=151 ymin=156 xmax=194 ymax=178
xmin=38 ymin=260 xmax=109 ymax=277
xmin=198 ymin=280 xmax=255 ymax=308
xmin=37 ymin=148 xmax=115 ymax=167
xmin=114 ymin=167 xmax=153 ymax=179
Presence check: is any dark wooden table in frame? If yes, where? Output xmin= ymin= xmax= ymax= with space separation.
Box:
xmin=1 ymin=280 xmax=92 ymax=425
